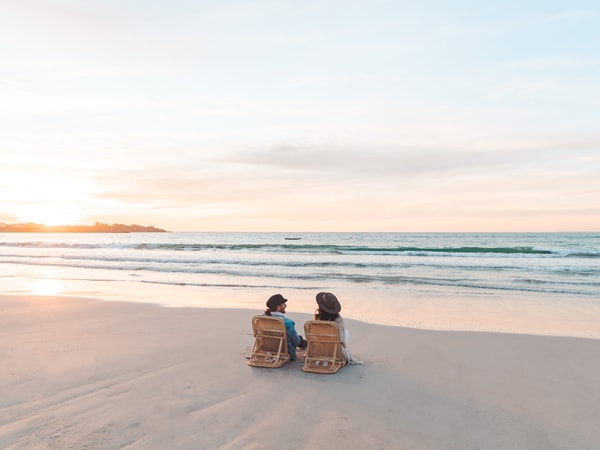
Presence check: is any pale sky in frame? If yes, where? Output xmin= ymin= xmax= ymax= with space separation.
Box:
xmin=1 ymin=0 xmax=599 ymax=232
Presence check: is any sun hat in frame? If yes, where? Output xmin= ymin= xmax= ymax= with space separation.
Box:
xmin=316 ymin=292 xmax=341 ymax=314
xmin=266 ymin=293 xmax=287 ymax=310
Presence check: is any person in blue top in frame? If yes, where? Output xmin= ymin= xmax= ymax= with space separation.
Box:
xmin=264 ymin=293 xmax=307 ymax=360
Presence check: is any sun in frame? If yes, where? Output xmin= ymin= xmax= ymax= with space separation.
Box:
xmin=11 ymin=174 xmax=92 ymax=226
xmin=18 ymin=204 xmax=83 ymax=226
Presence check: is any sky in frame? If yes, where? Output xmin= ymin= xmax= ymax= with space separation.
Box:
xmin=1 ymin=0 xmax=599 ymax=232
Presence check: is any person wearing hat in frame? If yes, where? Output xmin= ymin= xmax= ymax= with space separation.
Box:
xmin=264 ymin=293 xmax=307 ymax=360
xmin=314 ymin=292 xmax=362 ymax=364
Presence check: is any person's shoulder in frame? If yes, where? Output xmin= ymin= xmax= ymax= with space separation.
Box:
xmin=271 ymin=312 xmax=291 ymax=322
xmin=279 ymin=315 xmax=295 ymax=326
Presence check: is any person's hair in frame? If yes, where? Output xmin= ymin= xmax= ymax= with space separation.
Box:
xmin=315 ymin=308 xmax=339 ymax=321
xmin=264 ymin=308 xmax=272 ymax=316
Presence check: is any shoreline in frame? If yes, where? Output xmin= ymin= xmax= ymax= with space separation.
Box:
xmin=2 ymin=294 xmax=599 ymax=449
xmin=3 ymin=272 xmax=600 ymax=339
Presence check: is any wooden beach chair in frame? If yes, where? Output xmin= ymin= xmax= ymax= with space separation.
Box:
xmin=248 ymin=315 xmax=291 ymax=368
xmin=302 ymin=320 xmax=346 ymax=374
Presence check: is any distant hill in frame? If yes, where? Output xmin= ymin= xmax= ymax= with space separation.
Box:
xmin=0 ymin=222 xmax=167 ymax=233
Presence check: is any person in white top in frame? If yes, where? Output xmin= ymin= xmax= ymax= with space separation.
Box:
xmin=314 ymin=292 xmax=362 ymax=364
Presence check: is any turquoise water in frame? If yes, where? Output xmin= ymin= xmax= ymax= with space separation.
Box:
xmin=2 ymin=232 xmax=599 ymax=334
xmin=1 ymin=232 xmax=598 ymax=296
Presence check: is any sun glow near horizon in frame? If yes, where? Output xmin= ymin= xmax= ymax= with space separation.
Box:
xmin=17 ymin=204 xmax=86 ymax=226
xmin=8 ymin=174 xmax=94 ymax=226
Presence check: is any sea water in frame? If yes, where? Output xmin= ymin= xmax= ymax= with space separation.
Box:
xmin=2 ymin=232 xmax=599 ymax=335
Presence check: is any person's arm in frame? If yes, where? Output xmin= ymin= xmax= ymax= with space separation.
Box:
xmin=335 ymin=317 xmax=347 ymax=347
xmin=286 ymin=319 xmax=301 ymax=347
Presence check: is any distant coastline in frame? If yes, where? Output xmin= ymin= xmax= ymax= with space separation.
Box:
xmin=0 ymin=222 xmax=167 ymax=233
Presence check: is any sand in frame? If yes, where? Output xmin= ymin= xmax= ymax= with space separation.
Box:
xmin=1 ymin=294 xmax=599 ymax=449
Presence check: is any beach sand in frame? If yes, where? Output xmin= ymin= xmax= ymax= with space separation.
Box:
xmin=1 ymin=295 xmax=599 ymax=449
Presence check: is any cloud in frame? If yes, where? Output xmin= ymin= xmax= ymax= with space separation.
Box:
xmin=224 ymin=135 xmax=600 ymax=181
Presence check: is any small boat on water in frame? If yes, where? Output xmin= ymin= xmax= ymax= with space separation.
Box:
xmin=284 ymin=237 xmax=301 ymax=240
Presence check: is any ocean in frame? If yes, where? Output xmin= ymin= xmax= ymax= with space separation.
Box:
xmin=2 ymin=232 xmax=599 ymax=335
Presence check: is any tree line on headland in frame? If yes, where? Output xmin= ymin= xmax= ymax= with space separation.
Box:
xmin=0 ymin=222 xmax=167 ymax=233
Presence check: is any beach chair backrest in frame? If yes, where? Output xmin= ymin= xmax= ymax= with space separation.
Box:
xmin=248 ymin=315 xmax=290 ymax=368
xmin=302 ymin=320 xmax=346 ymax=374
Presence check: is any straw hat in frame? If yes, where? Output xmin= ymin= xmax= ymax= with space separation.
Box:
xmin=316 ymin=292 xmax=341 ymax=314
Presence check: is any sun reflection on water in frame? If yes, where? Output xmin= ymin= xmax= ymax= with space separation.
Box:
xmin=32 ymin=272 xmax=63 ymax=296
